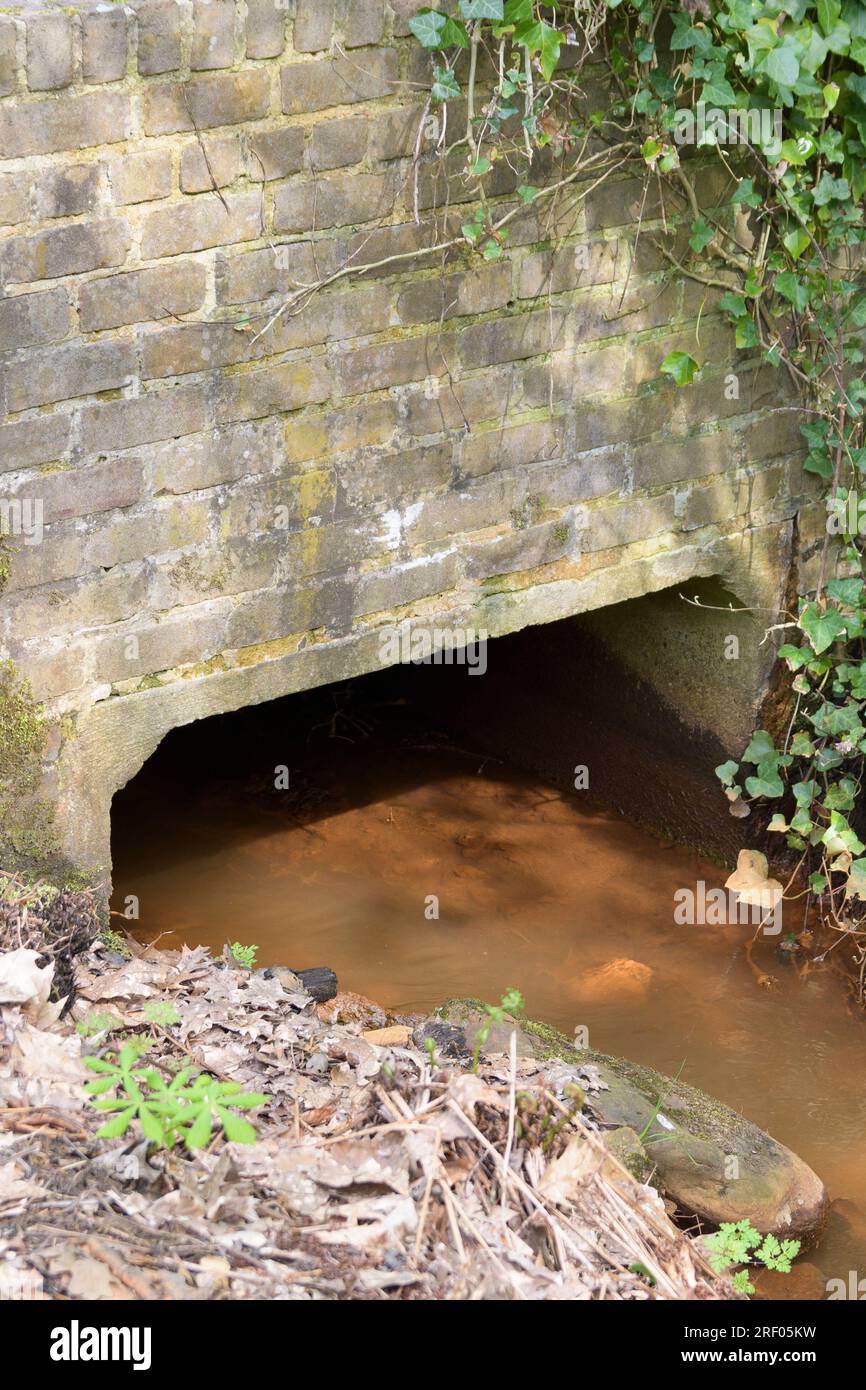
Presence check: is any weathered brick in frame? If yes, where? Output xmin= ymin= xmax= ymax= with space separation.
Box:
xmin=584 ymin=177 xmax=664 ymax=231
xmin=308 ymin=115 xmax=368 ymax=171
xmin=579 ymin=494 xmax=677 ymax=551
xmin=458 ymin=309 xmax=565 ymax=369
xmin=82 ymin=7 xmax=129 ymax=84
xmin=144 ymin=69 xmax=270 ymax=136
xmin=390 ymin=0 xmax=428 ymax=37
xmin=6 ymin=340 xmax=134 ymax=413
xmin=404 ymin=476 xmax=516 ymax=548
xmin=79 ymin=386 xmax=209 ymax=455
xmin=84 ymin=498 xmax=210 ymax=570
xmin=141 ymin=320 xmax=264 ymax=379
xmin=4 ymin=643 xmax=88 ymax=703
xmin=0 ymin=288 xmax=70 ymax=351
xmin=517 ymin=239 xmax=622 ymax=299
xmin=528 ymin=449 xmax=628 ymax=506
xmin=92 ymin=608 xmax=230 ymax=685
xmin=226 ymin=580 xmax=349 ymax=649
xmin=632 ymin=431 xmax=734 ymax=490
xmin=1 ymin=219 xmax=130 ymax=284
xmin=337 ymin=333 xmax=455 ymax=396
xmin=0 ymin=91 xmax=131 ymax=157
xmin=522 ymin=344 xmax=624 ymax=407
xmin=106 ymin=150 xmax=173 ymax=206
xmin=79 ymin=262 xmax=208 ymax=332
xmin=681 ymin=468 xmax=781 ymax=531
xmin=463 ymin=519 xmax=570 ymax=580
xmin=0 ymin=415 xmax=70 ymax=474
xmin=138 ymin=0 xmax=188 ymax=75
xmin=280 ymin=49 xmax=397 ymax=115
xmin=4 ymin=523 xmax=83 ymax=592
xmin=216 ymin=239 xmax=343 ymax=304
xmin=216 ymin=358 xmax=331 ymax=423
xmin=9 ymin=456 xmax=144 ymax=522
xmin=0 ymin=17 xmax=17 ymax=98
xmin=459 ymin=419 xmax=562 ymax=481
xmin=180 ymin=136 xmax=241 ymax=192
xmin=274 ymin=171 xmax=393 ymax=232
xmin=4 ymin=567 xmax=149 ymax=641
xmin=26 ymin=13 xmax=73 ymax=92
xmin=354 ymin=551 xmax=461 ymax=618
xmin=402 ymin=367 xmax=513 ymax=435
xmin=247 ymin=126 xmax=305 ymax=181
xmin=293 ymin=0 xmax=334 ymax=51
xmin=738 ymin=409 xmax=806 ymax=463
xmin=33 ymin=165 xmax=100 ymax=220
xmin=151 ymin=419 xmax=279 ymax=494
xmin=337 ymin=441 xmax=451 ymax=516
xmin=0 ymin=173 xmax=29 ymax=227
xmin=191 ymin=0 xmax=236 ymax=68
xmin=282 ymin=415 xmax=328 ymax=464
xmin=220 ymin=471 xmax=335 ymax=539
xmin=140 ymin=192 xmax=261 ymax=259
xmin=342 ymin=0 xmax=385 ymax=48
xmin=327 ymin=398 xmax=397 ymax=454
xmin=397 ymin=264 xmax=511 ymax=324
xmin=367 ymin=104 xmax=425 ymax=162
xmin=245 ymin=0 xmax=287 ymax=60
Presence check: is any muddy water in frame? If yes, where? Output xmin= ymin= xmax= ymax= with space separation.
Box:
xmin=112 ymin=700 xmax=866 ymax=1296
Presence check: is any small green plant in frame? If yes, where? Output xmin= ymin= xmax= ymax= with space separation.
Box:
xmin=471 ymin=986 xmax=525 ymax=1073
xmin=230 ymin=941 xmax=258 ymax=970
xmin=705 ymin=1219 xmax=800 ymax=1296
xmin=76 ymin=1009 xmax=123 ymax=1040
xmin=142 ymin=1000 xmax=181 ymax=1028
xmin=99 ymin=927 xmax=131 ymax=959
xmin=83 ymin=1040 xmax=269 ymax=1149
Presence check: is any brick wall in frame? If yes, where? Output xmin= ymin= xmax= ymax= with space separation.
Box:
xmin=0 ymin=1 xmax=809 ymax=877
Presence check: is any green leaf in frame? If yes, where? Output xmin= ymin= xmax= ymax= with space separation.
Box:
xmin=765 ymin=45 xmax=800 ymax=89
xmin=800 ymin=602 xmax=845 ymax=654
xmin=745 ymin=772 xmax=784 ymax=798
xmin=689 ymin=217 xmax=715 ymax=253
xmin=95 ymin=1107 xmax=136 ymax=1140
xmin=774 ymin=271 xmax=810 ymax=311
xmin=813 ymin=171 xmax=851 ymax=205
xmin=470 ymin=155 xmax=491 ymax=175
xmin=660 ymin=351 xmax=699 ymax=385
xmin=183 ymin=1104 xmax=213 ymax=1150
xmin=715 ymin=759 xmax=739 ymax=784
xmin=220 ymin=1112 xmax=258 ymax=1144
xmin=460 ymin=0 xmax=504 ymax=18
xmin=409 ymin=10 xmax=448 ymax=48
xmin=743 ymin=729 xmax=775 ymax=763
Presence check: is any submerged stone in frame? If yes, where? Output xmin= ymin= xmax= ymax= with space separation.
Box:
xmin=436 ymin=999 xmax=828 ymax=1243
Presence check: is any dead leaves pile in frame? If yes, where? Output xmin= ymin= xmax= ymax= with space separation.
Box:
xmin=0 ymin=937 xmax=731 ymax=1301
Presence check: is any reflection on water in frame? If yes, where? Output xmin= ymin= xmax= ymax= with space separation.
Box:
xmin=112 ymin=696 xmax=866 ymax=1296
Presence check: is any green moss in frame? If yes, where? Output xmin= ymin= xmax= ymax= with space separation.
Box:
xmin=0 ymin=660 xmax=57 ymax=869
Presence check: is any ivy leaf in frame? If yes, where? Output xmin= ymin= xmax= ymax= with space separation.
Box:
xmin=702 ymin=74 xmax=736 ymax=106
xmin=745 ymin=771 xmax=784 ymax=798
xmin=720 ymin=291 xmax=748 ymax=318
xmin=660 ymin=350 xmax=699 ymax=385
xmin=810 ymin=871 xmax=828 ymax=894
xmin=733 ymin=178 xmax=762 ymax=208
xmin=765 ymin=44 xmax=800 ymax=89
xmin=432 ymin=66 xmax=462 ymax=102
xmin=743 ymin=729 xmax=776 ymax=763
xmin=409 ymin=10 xmax=448 ymax=47
xmin=774 ymin=271 xmax=810 ymax=311
xmin=813 ymin=171 xmax=851 ymax=204
xmin=715 ymin=759 xmax=739 ymax=784
xmin=800 ymin=602 xmax=845 ymax=654
xmin=460 ymin=0 xmax=504 ymax=18
xmin=689 ymin=217 xmax=715 ymax=253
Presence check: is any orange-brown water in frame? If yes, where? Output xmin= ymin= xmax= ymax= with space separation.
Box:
xmin=112 ymin=707 xmax=866 ymax=1296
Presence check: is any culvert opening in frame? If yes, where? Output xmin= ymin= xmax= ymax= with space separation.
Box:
xmin=110 ymin=593 xmax=866 ymax=1287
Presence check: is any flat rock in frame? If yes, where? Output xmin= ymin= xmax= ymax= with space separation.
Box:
xmin=436 ymin=999 xmax=828 ymax=1244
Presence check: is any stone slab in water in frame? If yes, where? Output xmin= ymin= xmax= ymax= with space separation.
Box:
xmin=436 ymin=1000 xmax=828 ymax=1244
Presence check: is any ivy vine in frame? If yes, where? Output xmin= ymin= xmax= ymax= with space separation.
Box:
xmin=408 ymin=0 xmax=866 ymax=936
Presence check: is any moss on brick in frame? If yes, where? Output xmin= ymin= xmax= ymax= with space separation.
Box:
xmin=0 ymin=659 xmax=57 ymax=868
